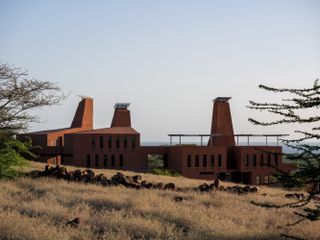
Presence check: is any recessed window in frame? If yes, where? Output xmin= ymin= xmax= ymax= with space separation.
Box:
xmin=95 ymin=154 xmax=99 ymax=167
xmin=210 ymin=155 xmax=214 ymax=168
xmin=195 ymin=155 xmax=199 ymax=167
xmin=103 ymin=155 xmax=107 ymax=168
xmin=260 ymin=154 xmax=264 ymax=166
xmin=274 ymin=153 xmax=279 ymax=166
xmin=132 ymin=137 xmax=136 ymax=148
xmin=91 ymin=136 xmax=95 ymax=146
xmin=124 ymin=136 xmax=128 ymax=149
xmin=264 ymin=175 xmax=269 ymax=184
xmin=256 ymin=175 xmax=260 ymax=185
xmin=218 ymin=154 xmax=222 ymax=167
xmin=187 ymin=154 xmax=191 ymax=167
xmin=111 ymin=154 xmax=115 ymax=167
xmin=108 ymin=136 xmax=112 ymax=148
xmin=119 ymin=154 xmax=124 ymax=167
xmin=253 ymin=154 xmax=257 ymax=167
xmin=268 ymin=154 xmax=271 ymax=166
xmin=116 ymin=137 xmax=120 ymax=149
xmin=202 ymin=155 xmax=207 ymax=167
xmin=245 ymin=154 xmax=249 ymax=166
xmin=99 ymin=136 xmax=104 ymax=149
xmin=86 ymin=154 xmax=91 ymax=167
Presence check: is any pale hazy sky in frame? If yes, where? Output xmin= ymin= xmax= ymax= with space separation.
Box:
xmin=1 ymin=0 xmax=319 ymax=142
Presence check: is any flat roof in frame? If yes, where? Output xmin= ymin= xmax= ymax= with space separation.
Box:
xmin=114 ymin=103 xmax=130 ymax=109
xmin=213 ymin=97 xmax=231 ymax=102
xmin=168 ymin=133 xmax=289 ymax=137
xmin=74 ymin=127 xmax=139 ymax=135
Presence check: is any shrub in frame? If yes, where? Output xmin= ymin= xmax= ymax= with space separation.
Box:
xmin=0 ymin=137 xmax=33 ymax=178
xmin=150 ymin=167 xmax=180 ymax=177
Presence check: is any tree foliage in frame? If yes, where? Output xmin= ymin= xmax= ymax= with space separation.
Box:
xmin=0 ymin=63 xmax=65 ymax=132
xmin=0 ymin=63 xmax=65 ymax=178
xmin=248 ymin=80 xmax=320 ymax=229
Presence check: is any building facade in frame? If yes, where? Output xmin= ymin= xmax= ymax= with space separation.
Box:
xmin=22 ymin=97 xmax=293 ymax=185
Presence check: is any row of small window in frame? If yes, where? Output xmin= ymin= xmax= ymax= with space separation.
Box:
xmin=244 ymin=153 xmax=279 ymax=167
xmin=91 ymin=136 xmax=136 ymax=149
xmin=256 ymin=175 xmax=277 ymax=185
xmin=187 ymin=154 xmax=223 ymax=168
xmin=86 ymin=154 xmax=124 ymax=168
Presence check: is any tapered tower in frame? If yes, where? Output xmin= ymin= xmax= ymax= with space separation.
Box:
xmin=111 ymin=103 xmax=131 ymax=127
xmin=208 ymin=97 xmax=235 ymax=146
xmin=70 ymin=97 xmax=93 ymax=129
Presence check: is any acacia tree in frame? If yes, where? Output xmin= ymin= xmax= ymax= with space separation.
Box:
xmin=0 ymin=63 xmax=65 ymax=178
xmin=248 ymin=80 xmax=320 ymax=230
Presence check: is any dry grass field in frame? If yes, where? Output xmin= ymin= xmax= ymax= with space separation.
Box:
xmin=0 ymin=161 xmax=319 ymax=240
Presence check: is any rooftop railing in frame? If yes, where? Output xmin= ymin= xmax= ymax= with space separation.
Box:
xmin=167 ymin=134 xmax=289 ymax=147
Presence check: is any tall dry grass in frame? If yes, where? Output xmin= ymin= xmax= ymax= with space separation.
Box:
xmin=0 ymin=161 xmax=318 ymax=240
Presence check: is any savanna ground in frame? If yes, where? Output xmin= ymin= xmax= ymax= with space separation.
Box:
xmin=0 ymin=161 xmax=319 ymax=240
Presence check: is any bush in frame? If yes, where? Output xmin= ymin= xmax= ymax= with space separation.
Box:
xmin=0 ymin=137 xmax=33 ymax=178
xmin=150 ymin=167 xmax=180 ymax=177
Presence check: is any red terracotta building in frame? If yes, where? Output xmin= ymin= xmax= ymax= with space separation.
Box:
xmin=23 ymin=97 xmax=293 ymax=185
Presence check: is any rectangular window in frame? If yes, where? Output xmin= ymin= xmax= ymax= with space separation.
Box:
xmin=132 ymin=137 xmax=136 ymax=148
xmin=91 ymin=136 xmax=95 ymax=146
xmin=99 ymin=136 xmax=104 ymax=149
xmin=103 ymin=155 xmax=107 ymax=168
xmin=210 ymin=155 xmax=214 ymax=168
xmin=119 ymin=154 xmax=124 ymax=167
xmin=111 ymin=154 xmax=115 ymax=167
xmin=268 ymin=154 xmax=271 ymax=166
xmin=86 ymin=154 xmax=91 ymax=167
xmin=264 ymin=175 xmax=269 ymax=184
xmin=260 ymin=154 xmax=264 ymax=166
xmin=256 ymin=176 xmax=260 ymax=185
xmin=274 ymin=153 xmax=279 ymax=166
xmin=202 ymin=155 xmax=207 ymax=167
xmin=108 ymin=136 xmax=112 ymax=148
xmin=116 ymin=137 xmax=120 ymax=149
xmin=187 ymin=154 xmax=191 ymax=167
xmin=195 ymin=155 xmax=199 ymax=167
xmin=124 ymin=136 xmax=128 ymax=149
xmin=253 ymin=154 xmax=257 ymax=166
xmin=95 ymin=154 xmax=99 ymax=167
xmin=218 ymin=154 xmax=222 ymax=167
xmin=245 ymin=154 xmax=249 ymax=166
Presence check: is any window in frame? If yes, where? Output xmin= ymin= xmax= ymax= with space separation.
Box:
xmin=264 ymin=175 xmax=269 ymax=184
xmin=116 ymin=137 xmax=120 ymax=149
xmin=218 ymin=154 xmax=222 ymax=167
xmin=274 ymin=153 xmax=279 ymax=166
xmin=268 ymin=154 xmax=271 ymax=166
xmin=132 ymin=137 xmax=136 ymax=148
xmin=108 ymin=136 xmax=112 ymax=148
xmin=210 ymin=155 xmax=214 ymax=168
xmin=187 ymin=155 xmax=191 ymax=167
xmin=256 ymin=176 xmax=261 ymax=185
xmin=103 ymin=155 xmax=107 ymax=168
xmin=111 ymin=155 xmax=115 ymax=167
xmin=245 ymin=154 xmax=249 ymax=166
xmin=99 ymin=136 xmax=104 ymax=149
xmin=119 ymin=154 xmax=124 ymax=167
xmin=260 ymin=154 xmax=264 ymax=166
xmin=202 ymin=155 xmax=207 ymax=167
xmin=253 ymin=154 xmax=257 ymax=166
xmin=124 ymin=136 xmax=128 ymax=149
xmin=86 ymin=154 xmax=91 ymax=167
xmin=95 ymin=154 xmax=99 ymax=167
xmin=91 ymin=136 xmax=95 ymax=146
xmin=195 ymin=155 xmax=199 ymax=167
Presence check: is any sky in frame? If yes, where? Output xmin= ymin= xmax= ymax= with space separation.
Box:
xmin=1 ymin=0 xmax=320 ymax=142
